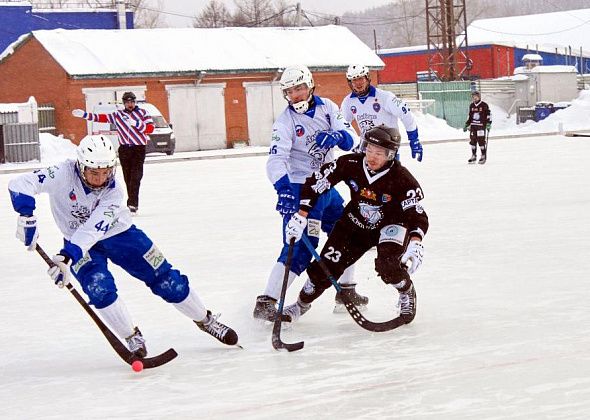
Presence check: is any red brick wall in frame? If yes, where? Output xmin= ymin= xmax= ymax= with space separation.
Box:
xmin=0 ymin=38 xmax=355 ymax=147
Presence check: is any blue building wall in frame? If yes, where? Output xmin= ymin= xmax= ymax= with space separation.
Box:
xmin=514 ymin=48 xmax=590 ymax=74
xmin=1 ymin=4 xmax=133 ymax=54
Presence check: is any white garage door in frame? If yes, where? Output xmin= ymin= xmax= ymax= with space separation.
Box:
xmin=166 ymin=84 xmax=226 ymax=151
xmin=244 ymin=82 xmax=284 ymax=147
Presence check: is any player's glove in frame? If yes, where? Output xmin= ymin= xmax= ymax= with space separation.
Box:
xmin=72 ymin=109 xmax=86 ymax=119
xmin=463 ymin=122 xmax=470 ymax=132
xmin=273 ymin=175 xmax=297 ymax=217
xmin=486 ymin=122 xmax=491 ymax=132
xmin=16 ymin=215 xmax=38 ymax=251
xmin=47 ymin=253 xmax=72 ymax=288
xmin=401 ymin=240 xmax=424 ymax=275
xmin=407 ymin=129 xmax=423 ymax=162
xmin=285 ymin=213 xmax=307 ymax=243
xmin=315 ymin=130 xmax=344 ymax=149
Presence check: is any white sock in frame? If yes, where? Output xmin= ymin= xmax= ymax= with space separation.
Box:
xmin=337 ymin=265 xmax=356 ymax=285
xmin=96 ymin=298 xmax=135 ymax=340
xmin=263 ymin=262 xmax=297 ymax=301
xmin=173 ymin=288 xmax=208 ymax=322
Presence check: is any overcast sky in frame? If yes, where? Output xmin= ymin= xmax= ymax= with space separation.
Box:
xmin=157 ymin=0 xmax=395 ymax=27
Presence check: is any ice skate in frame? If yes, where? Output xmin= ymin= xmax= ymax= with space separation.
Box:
xmin=282 ymin=300 xmax=311 ymax=323
xmin=125 ymin=326 xmax=147 ymax=358
xmin=478 ymin=155 xmax=487 ymax=165
xmin=398 ymin=284 xmax=417 ymax=323
xmin=334 ymin=284 xmax=368 ymax=313
xmin=195 ymin=310 xmax=239 ymax=346
xmin=468 ymin=154 xmax=477 ymax=164
xmin=253 ymin=295 xmax=292 ymax=323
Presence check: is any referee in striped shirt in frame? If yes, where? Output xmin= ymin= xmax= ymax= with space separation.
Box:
xmin=72 ymin=92 xmax=155 ymax=214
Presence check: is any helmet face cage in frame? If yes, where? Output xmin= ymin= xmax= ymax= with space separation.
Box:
xmin=280 ymin=65 xmax=315 ymax=113
xmin=471 ymin=90 xmax=480 ymax=100
xmin=77 ymin=135 xmax=117 ymax=190
xmin=361 ymin=126 xmax=401 ymax=161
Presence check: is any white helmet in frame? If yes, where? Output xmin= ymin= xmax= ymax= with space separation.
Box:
xmin=280 ymin=65 xmax=315 ymax=114
xmin=77 ymin=135 xmax=117 ymax=190
xmin=346 ymin=64 xmax=370 ymax=81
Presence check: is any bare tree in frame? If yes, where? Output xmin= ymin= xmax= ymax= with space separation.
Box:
xmin=194 ymin=0 xmax=231 ymax=28
xmin=230 ymin=0 xmax=277 ymax=27
xmin=127 ymin=0 xmax=165 ymax=29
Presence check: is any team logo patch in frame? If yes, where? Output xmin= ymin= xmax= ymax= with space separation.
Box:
xmin=69 ymin=189 xmax=77 ymax=201
xmin=373 ymin=102 xmax=381 ymax=112
xmin=348 ymin=179 xmax=359 ymax=192
xmin=351 ymin=105 xmax=357 ymax=114
xmin=295 ymin=125 xmax=305 ymax=137
xmin=381 ymin=194 xmax=392 ymax=203
xmin=359 ymin=202 xmax=383 ymax=227
xmin=360 ymin=188 xmax=377 ymax=200
xmin=143 ymin=244 xmax=165 ymax=269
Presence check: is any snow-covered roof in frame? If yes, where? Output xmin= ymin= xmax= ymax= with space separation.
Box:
xmin=514 ymin=65 xmax=577 ymax=75
xmin=468 ymin=9 xmax=590 ymax=53
xmin=1 ymin=26 xmax=384 ymax=77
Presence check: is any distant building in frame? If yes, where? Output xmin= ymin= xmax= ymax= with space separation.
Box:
xmin=0 ymin=1 xmax=133 ymax=54
xmin=377 ymin=42 xmax=590 ymax=84
xmin=0 ymin=25 xmax=383 ymax=150
xmin=377 ymin=8 xmax=590 ymax=83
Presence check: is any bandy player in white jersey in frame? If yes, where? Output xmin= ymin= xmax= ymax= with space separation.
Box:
xmin=340 ymin=64 xmax=424 ymax=162
xmin=253 ymin=65 xmax=368 ymax=322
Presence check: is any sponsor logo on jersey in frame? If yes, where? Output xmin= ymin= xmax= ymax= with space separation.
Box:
xmin=360 ymin=188 xmax=377 ymax=200
xmin=351 ymin=105 xmax=357 ymax=114
xmin=307 ymin=219 xmax=321 ymax=238
xmin=69 ymin=189 xmax=77 ymax=201
xmin=373 ymin=102 xmax=381 ymax=112
xmin=381 ymin=194 xmax=392 ymax=203
xmin=143 ymin=244 xmax=165 ymax=269
xmin=295 ymin=124 xmax=305 ymax=137
xmin=348 ymin=179 xmax=359 ymax=192
xmin=378 ymin=224 xmax=406 ymax=245
xmin=357 ymin=113 xmax=377 ymax=121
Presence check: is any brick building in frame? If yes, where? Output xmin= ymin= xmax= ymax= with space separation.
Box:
xmin=0 ymin=25 xmax=383 ymax=151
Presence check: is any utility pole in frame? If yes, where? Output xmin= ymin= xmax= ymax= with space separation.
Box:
xmin=296 ymin=2 xmax=302 ymax=27
xmin=425 ymin=0 xmax=470 ymax=81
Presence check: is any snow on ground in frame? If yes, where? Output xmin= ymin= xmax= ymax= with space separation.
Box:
xmin=1 ymin=132 xmax=590 ymax=419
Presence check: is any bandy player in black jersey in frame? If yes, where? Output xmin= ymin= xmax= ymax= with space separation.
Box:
xmin=281 ymin=125 xmax=429 ymax=324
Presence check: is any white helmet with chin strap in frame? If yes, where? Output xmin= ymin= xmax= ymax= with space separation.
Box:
xmin=346 ymin=64 xmax=370 ymax=81
xmin=77 ymin=135 xmax=117 ymax=190
xmin=280 ymin=65 xmax=315 ymax=114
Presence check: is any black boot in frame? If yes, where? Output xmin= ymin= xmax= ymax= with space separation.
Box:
xmin=252 ymin=295 xmax=278 ymax=321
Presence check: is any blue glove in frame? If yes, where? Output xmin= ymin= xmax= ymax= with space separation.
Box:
xmin=273 ymin=175 xmax=297 ymax=217
xmin=407 ymin=129 xmax=423 ymax=162
xmin=315 ymin=130 xmax=348 ymax=149
xmin=16 ymin=215 xmax=38 ymax=251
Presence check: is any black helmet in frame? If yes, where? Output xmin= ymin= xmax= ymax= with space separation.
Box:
xmin=471 ymin=90 xmax=480 ymax=97
xmin=361 ymin=125 xmax=401 ymax=160
xmin=122 ymin=92 xmax=136 ymax=102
